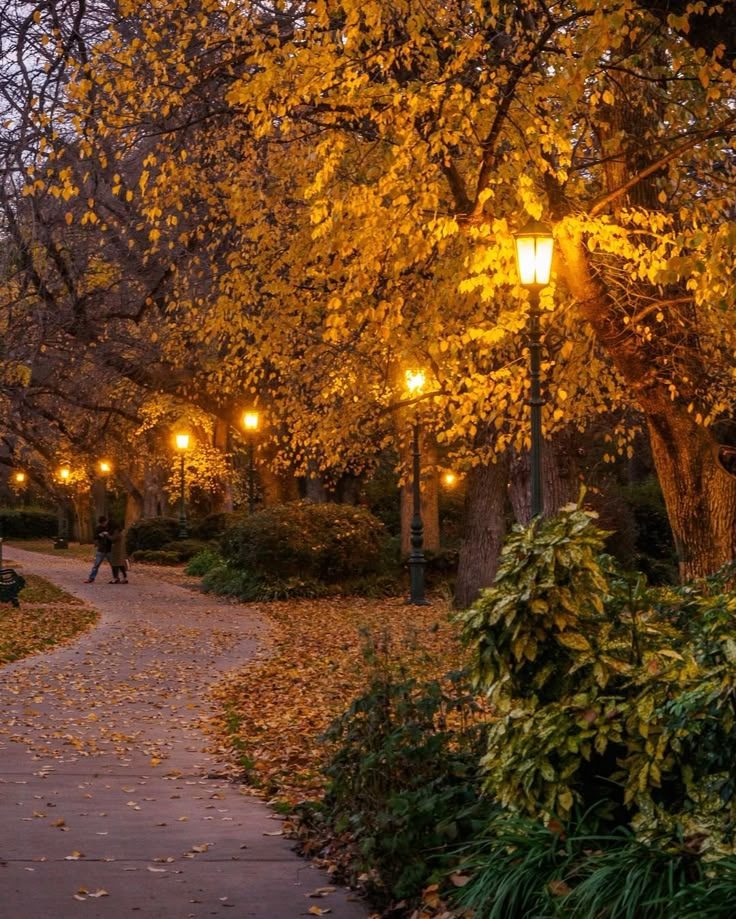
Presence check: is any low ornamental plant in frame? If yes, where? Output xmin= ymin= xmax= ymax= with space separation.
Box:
xmin=452 ymin=504 xmax=736 ymax=917
xmin=320 ymin=639 xmax=493 ymax=906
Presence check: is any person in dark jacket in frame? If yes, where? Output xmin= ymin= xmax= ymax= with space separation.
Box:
xmin=84 ymin=516 xmax=112 ymax=583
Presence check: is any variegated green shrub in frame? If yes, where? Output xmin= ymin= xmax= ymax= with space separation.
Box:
xmin=459 ymin=506 xmax=736 ymax=856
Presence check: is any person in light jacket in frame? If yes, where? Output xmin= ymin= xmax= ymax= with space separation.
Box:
xmin=108 ymin=522 xmax=129 ymax=584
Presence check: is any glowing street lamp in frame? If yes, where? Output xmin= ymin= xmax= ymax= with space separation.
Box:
xmin=513 ymin=219 xmax=555 ymax=519
xmin=405 ymin=369 xmax=429 ymax=606
xmin=99 ymin=460 xmax=112 ymax=515
xmin=243 ymin=411 xmax=260 ymax=515
xmin=175 ymin=433 xmax=190 ymax=538
xmin=55 ymin=466 xmax=71 ymax=548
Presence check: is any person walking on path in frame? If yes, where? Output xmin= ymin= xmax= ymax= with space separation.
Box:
xmin=108 ymin=520 xmax=128 ymax=583
xmin=84 ymin=514 xmax=112 ymax=583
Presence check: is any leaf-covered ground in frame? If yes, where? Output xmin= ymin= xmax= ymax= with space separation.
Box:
xmin=208 ymin=596 xmax=469 ymax=804
xmin=0 ymin=573 xmax=98 ymax=664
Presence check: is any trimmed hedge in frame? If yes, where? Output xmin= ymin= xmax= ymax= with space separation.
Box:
xmin=220 ymin=500 xmax=387 ymax=583
xmin=0 ymin=508 xmax=58 ymax=538
xmin=125 ymin=516 xmax=181 ymax=553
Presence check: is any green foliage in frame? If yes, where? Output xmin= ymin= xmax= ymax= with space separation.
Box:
xmin=184 ymin=548 xmax=223 ymax=576
xmin=454 ymin=505 xmax=736 ymax=916
xmin=132 ymin=539 xmax=210 ymax=564
xmin=201 ymin=562 xmax=335 ymax=601
xmin=220 ymin=500 xmax=387 ymax=583
xmin=452 ymin=815 xmax=728 ymax=919
xmin=0 ymin=508 xmax=58 ymax=538
xmin=126 ymin=516 xmax=181 ymax=553
xmin=189 ymin=512 xmax=232 ymax=542
xmin=321 ymin=646 xmax=492 ymax=904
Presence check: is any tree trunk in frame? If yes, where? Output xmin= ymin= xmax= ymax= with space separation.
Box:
xmin=558 ymin=224 xmax=736 ymax=580
xmin=454 ymin=454 xmax=510 ymax=608
xmin=509 ymin=429 xmax=582 ymax=524
xmin=647 ymin=408 xmax=736 ymax=580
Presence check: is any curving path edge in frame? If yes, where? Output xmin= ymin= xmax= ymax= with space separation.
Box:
xmin=0 ymin=544 xmax=369 ymax=919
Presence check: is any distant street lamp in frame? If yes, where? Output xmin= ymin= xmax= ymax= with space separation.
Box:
xmin=243 ymin=411 xmax=260 ymax=515
xmin=513 ymin=219 xmax=555 ymax=519
xmin=175 ymin=433 xmax=190 ymax=538
xmin=405 ymin=370 xmax=430 ymax=606
xmin=13 ymin=471 xmax=27 ymax=509
xmin=55 ymin=466 xmax=71 ymax=548
xmin=99 ymin=460 xmax=112 ymax=515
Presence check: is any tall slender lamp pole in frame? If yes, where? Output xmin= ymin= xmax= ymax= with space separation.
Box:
xmin=99 ymin=460 xmax=112 ymax=517
xmin=55 ymin=466 xmax=71 ymax=548
xmin=514 ymin=219 xmax=555 ymax=520
xmin=406 ymin=370 xmax=429 ymax=606
xmin=175 ymin=434 xmax=190 ymax=538
xmin=243 ymin=411 xmax=260 ymax=515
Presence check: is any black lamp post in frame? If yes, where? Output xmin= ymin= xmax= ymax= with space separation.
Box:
xmin=55 ymin=466 xmax=71 ymax=549
xmin=406 ymin=370 xmax=430 ymax=606
xmin=513 ymin=219 xmax=555 ymax=519
xmin=14 ymin=471 xmax=26 ymax=506
xmin=99 ymin=459 xmax=112 ymax=517
xmin=243 ymin=411 xmax=260 ymax=515
xmin=175 ymin=433 xmax=190 ymax=538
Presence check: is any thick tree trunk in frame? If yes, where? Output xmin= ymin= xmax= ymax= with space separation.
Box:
xmin=647 ymin=408 xmax=736 ymax=580
xmin=454 ymin=454 xmax=510 ymax=608
xmin=508 ymin=429 xmax=581 ymax=524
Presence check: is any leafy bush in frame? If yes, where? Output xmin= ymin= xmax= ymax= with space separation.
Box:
xmin=220 ymin=500 xmax=387 ymax=583
xmin=126 ymin=516 xmax=181 ymax=553
xmin=0 ymin=508 xmax=58 ymax=538
xmin=189 ymin=512 xmax=232 ymax=542
xmin=454 ymin=505 xmax=736 ymax=915
xmin=131 ymin=539 xmax=211 ymax=565
xmin=321 ymin=649 xmax=492 ymax=905
xmin=184 ymin=548 xmax=224 ymax=576
xmin=201 ymin=562 xmax=333 ymax=601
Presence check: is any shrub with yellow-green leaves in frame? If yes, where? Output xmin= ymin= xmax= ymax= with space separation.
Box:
xmin=459 ymin=506 xmax=736 ymax=856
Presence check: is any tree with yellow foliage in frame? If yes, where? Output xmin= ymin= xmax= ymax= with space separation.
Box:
xmin=9 ymin=0 xmax=736 ymax=592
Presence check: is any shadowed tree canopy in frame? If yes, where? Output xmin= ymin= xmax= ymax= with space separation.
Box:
xmin=2 ymin=0 xmax=736 ymax=584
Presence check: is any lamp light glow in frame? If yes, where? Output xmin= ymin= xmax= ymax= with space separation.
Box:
xmin=405 ymin=369 xmax=426 ymax=394
xmin=175 ymin=433 xmax=190 ymax=451
xmin=243 ymin=411 xmax=260 ymax=432
xmin=514 ymin=219 xmax=554 ymax=287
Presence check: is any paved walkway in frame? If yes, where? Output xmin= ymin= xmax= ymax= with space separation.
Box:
xmin=0 ymin=545 xmax=370 ymax=919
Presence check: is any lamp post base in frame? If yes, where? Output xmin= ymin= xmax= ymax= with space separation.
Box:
xmin=406 ymin=557 xmax=430 ymax=606
xmin=54 ymin=537 xmax=69 ymax=549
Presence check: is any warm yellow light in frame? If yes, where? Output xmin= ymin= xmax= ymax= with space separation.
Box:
xmin=99 ymin=460 xmax=111 ymax=474
xmin=443 ymin=472 xmax=457 ymax=487
xmin=175 ymin=433 xmax=190 ymax=451
xmin=60 ymin=467 xmax=70 ymax=481
xmin=405 ymin=369 xmax=426 ymax=394
xmin=14 ymin=471 xmax=26 ymax=485
xmin=514 ymin=219 xmax=554 ymax=287
xmin=243 ymin=411 xmax=260 ymax=432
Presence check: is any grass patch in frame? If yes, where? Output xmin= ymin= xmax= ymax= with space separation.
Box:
xmin=0 ymin=573 xmax=98 ymax=663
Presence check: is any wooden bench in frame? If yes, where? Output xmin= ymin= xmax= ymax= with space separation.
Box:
xmin=0 ymin=568 xmax=26 ymax=608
